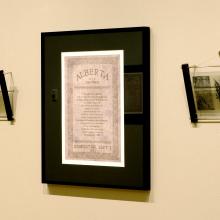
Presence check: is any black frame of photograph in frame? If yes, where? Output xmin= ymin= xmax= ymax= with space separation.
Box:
xmin=41 ymin=27 xmax=150 ymax=190
xmin=182 ymin=64 xmax=198 ymax=123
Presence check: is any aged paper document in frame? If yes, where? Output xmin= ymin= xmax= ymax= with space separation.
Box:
xmin=62 ymin=51 xmax=124 ymax=167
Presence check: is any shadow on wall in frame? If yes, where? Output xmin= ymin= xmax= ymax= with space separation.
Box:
xmin=44 ymin=184 xmax=151 ymax=202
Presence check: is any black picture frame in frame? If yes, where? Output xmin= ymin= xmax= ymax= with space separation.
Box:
xmin=41 ymin=27 xmax=150 ymax=190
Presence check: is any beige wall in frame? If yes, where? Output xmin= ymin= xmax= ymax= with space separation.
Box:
xmin=1 ymin=0 xmax=220 ymax=219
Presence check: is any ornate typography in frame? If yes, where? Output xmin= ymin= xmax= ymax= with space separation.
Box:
xmin=76 ymin=69 xmax=109 ymax=81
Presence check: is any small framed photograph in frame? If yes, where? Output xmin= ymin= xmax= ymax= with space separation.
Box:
xmin=182 ymin=64 xmax=220 ymax=122
xmin=41 ymin=27 xmax=150 ymax=189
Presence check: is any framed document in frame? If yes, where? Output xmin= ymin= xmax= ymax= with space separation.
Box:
xmin=62 ymin=50 xmax=124 ymax=167
xmin=42 ymin=27 xmax=150 ymax=189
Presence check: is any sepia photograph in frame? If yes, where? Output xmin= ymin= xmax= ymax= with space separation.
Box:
xmin=193 ymin=76 xmax=214 ymax=110
xmin=192 ymin=74 xmax=220 ymax=112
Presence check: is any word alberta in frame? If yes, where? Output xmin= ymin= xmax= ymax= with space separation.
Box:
xmin=76 ymin=69 xmax=109 ymax=81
